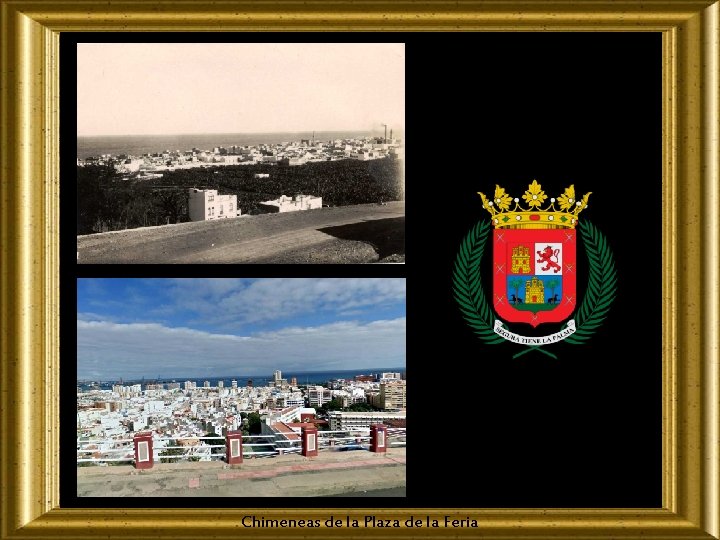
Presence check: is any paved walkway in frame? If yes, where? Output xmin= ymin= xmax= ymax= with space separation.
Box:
xmin=77 ymin=448 xmax=406 ymax=497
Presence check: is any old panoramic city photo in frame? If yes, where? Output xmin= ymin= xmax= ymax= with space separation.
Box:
xmin=76 ymin=43 xmax=405 ymax=264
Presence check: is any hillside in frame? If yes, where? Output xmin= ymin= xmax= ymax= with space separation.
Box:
xmin=77 ymin=202 xmax=404 ymax=264
xmin=77 ymin=158 xmax=403 ymax=235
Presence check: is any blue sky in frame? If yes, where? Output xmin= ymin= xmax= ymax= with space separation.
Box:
xmin=77 ymin=278 xmax=406 ymax=379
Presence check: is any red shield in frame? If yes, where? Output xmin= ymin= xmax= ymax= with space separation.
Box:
xmin=493 ymin=228 xmax=576 ymax=328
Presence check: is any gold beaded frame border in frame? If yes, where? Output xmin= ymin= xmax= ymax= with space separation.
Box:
xmin=0 ymin=2 xmax=718 ymax=539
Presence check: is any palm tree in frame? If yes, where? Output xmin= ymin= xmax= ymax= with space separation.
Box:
xmin=509 ymin=279 xmax=522 ymax=303
xmin=546 ymin=279 xmax=559 ymax=303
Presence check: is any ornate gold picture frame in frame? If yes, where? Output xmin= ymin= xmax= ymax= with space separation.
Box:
xmin=1 ymin=1 xmax=718 ymax=538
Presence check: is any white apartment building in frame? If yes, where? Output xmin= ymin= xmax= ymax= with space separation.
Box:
xmin=144 ymin=400 xmax=165 ymax=413
xmin=112 ymin=384 xmax=142 ymax=398
xmin=270 ymin=392 xmax=304 ymax=408
xmin=258 ymin=194 xmax=322 ymax=213
xmin=328 ymin=411 xmax=406 ymax=431
xmin=188 ymin=189 xmax=241 ymax=221
xmin=307 ymin=385 xmax=333 ymax=407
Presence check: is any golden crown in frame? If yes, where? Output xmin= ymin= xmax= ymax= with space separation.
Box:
xmin=479 ymin=180 xmax=591 ymax=229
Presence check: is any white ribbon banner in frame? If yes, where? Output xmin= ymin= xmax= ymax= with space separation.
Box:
xmin=493 ymin=319 xmax=576 ymax=345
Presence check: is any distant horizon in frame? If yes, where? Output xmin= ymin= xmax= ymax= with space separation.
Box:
xmin=75 ymin=129 xmax=403 ymax=159
xmin=77 ymin=366 xmax=406 ymax=383
xmin=76 ymin=128 xmax=397 ymax=139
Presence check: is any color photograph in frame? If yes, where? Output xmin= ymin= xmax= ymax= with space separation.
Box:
xmin=76 ymin=278 xmax=406 ymax=497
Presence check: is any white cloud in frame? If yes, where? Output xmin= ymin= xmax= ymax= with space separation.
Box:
xmin=78 ymin=312 xmax=114 ymax=322
xmin=77 ymin=317 xmax=405 ymax=379
xmin=163 ymin=278 xmax=405 ymax=326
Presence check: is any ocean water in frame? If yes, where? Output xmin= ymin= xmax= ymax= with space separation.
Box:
xmin=78 ymin=367 xmax=405 ymax=390
xmin=76 ymin=131 xmax=377 ymax=159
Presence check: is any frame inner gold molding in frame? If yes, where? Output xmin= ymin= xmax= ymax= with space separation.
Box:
xmin=0 ymin=2 xmax=718 ymax=539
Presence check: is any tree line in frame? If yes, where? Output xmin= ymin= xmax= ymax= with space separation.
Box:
xmin=316 ymin=399 xmax=381 ymax=416
xmin=77 ymin=159 xmax=403 ymax=235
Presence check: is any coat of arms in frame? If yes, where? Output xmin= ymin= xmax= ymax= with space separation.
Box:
xmin=453 ymin=181 xmax=617 ymax=359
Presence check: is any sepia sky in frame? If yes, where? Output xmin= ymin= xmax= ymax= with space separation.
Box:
xmin=77 ymin=278 xmax=406 ymax=379
xmin=77 ymin=43 xmax=405 ymax=137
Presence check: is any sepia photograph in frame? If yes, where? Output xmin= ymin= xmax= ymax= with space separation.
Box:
xmin=75 ymin=43 xmax=405 ymax=264
xmin=76 ymin=278 xmax=407 ymax=497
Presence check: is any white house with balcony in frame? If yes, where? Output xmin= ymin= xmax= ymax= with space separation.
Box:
xmin=188 ymin=188 xmax=241 ymax=221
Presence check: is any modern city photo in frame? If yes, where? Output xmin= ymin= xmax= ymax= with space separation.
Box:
xmin=75 ymin=43 xmax=405 ymax=264
xmin=76 ymin=278 xmax=407 ymax=497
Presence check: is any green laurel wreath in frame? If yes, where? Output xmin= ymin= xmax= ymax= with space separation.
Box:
xmin=562 ymin=221 xmax=617 ymax=344
xmin=452 ymin=219 xmax=617 ymax=354
xmin=452 ymin=220 xmax=506 ymax=345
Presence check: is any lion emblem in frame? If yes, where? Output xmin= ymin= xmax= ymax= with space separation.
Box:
xmin=537 ymin=245 xmax=561 ymax=273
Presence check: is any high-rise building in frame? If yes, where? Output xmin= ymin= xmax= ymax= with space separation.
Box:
xmin=290 ymin=377 xmax=298 ymax=387
xmin=203 ymin=380 xmax=210 ymax=388
xmin=380 ymin=381 xmax=406 ymax=410
xmin=218 ymin=380 xmax=224 ymax=388
xmin=231 ymin=379 xmax=238 ymax=389
xmin=272 ymin=370 xmax=287 ymax=388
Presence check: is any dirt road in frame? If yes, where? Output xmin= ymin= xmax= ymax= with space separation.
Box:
xmin=77 ymin=202 xmax=404 ymax=264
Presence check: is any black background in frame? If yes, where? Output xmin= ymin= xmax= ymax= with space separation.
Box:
xmin=61 ymin=32 xmax=662 ymax=508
